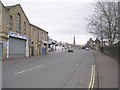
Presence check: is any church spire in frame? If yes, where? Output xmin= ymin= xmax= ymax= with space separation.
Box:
xmin=73 ymin=35 xmax=76 ymax=45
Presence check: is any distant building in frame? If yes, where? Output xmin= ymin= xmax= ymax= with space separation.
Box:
xmin=48 ymin=37 xmax=58 ymax=51
xmin=86 ymin=38 xmax=102 ymax=50
xmin=87 ymin=38 xmax=94 ymax=49
xmin=94 ymin=38 xmax=101 ymax=50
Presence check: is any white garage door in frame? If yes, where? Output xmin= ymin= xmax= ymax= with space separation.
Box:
xmin=9 ymin=37 xmax=26 ymax=58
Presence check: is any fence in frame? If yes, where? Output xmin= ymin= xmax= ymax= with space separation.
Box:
xmin=102 ymin=41 xmax=120 ymax=63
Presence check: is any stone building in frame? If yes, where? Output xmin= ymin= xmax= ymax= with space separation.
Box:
xmin=86 ymin=38 xmax=101 ymax=50
xmin=87 ymin=38 xmax=94 ymax=49
xmin=0 ymin=2 xmax=3 ymax=59
xmin=0 ymin=1 xmax=48 ymax=59
xmin=0 ymin=2 xmax=30 ymax=59
xmin=29 ymin=24 xmax=48 ymax=56
xmin=94 ymin=38 xmax=101 ymax=50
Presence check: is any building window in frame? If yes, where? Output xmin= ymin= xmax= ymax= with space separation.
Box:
xmin=38 ymin=30 xmax=39 ymax=40
xmin=9 ymin=15 xmax=13 ymax=31
xmin=41 ymin=32 xmax=43 ymax=39
xmin=23 ymin=22 xmax=26 ymax=34
xmin=17 ymin=13 xmax=21 ymax=32
xmin=34 ymin=29 xmax=36 ymax=36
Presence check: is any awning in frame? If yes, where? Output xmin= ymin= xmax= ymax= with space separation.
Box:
xmin=42 ymin=40 xmax=49 ymax=44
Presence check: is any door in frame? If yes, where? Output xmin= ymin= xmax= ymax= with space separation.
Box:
xmin=42 ymin=47 xmax=46 ymax=55
xmin=9 ymin=37 xmax=26 ymax=58
xmin=31 ymin=47 xmax=34 ymax=56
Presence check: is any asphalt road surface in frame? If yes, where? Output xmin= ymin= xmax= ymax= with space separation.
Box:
xmin=2 ymin=49 xmax=98 ymax=88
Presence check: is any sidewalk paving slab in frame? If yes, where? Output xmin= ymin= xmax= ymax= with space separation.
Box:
xmin=2 ymin=55 xmax=41 ymax=65
xmin=93 ymin=50 xmax=118 ymax=88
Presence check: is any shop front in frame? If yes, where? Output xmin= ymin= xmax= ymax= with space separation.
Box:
xmin=41 ymin=40 xmax=48 ymax=55
xmin=8 ymin=31 xmax=29 ymax=58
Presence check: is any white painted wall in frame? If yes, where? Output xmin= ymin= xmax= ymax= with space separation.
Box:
xmin=26 ymin=39 xmax=29 ymax=57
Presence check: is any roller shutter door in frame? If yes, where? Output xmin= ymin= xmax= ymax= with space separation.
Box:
xmin=9 ymin=37 xmax=26 ymax=58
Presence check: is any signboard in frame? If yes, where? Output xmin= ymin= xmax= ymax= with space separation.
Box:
xmin=9 ymin=31 xmax=29 ymax=40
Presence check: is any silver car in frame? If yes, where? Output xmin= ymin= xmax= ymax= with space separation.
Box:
xmin=85 ymin=47 xmax=90 ymax=51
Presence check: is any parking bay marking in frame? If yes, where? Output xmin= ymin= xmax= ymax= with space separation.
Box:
xmin=14 ymin=65 xmax=45 ymax=75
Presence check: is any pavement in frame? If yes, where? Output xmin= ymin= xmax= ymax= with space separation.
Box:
xmin=2 ymin=55 xmax=41 ymax=65
xmin=92 ymin=50 xmax=118 ymax=88
xmin=2 ymin=49 xmax=66 ymax=65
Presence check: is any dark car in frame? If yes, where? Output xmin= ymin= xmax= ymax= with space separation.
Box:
xmin=68 ymin=48 xmax=73 ymax=52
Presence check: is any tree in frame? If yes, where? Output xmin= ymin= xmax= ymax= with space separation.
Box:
xmin=87 ymin=0 xmax=119 ymax=46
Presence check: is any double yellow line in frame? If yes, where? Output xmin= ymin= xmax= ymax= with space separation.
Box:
xmin=88 ymin=65 xmax=96 ymax=90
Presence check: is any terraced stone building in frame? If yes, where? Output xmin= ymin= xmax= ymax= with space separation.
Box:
xmin=0 ymin=1 xmax=48 ymax=60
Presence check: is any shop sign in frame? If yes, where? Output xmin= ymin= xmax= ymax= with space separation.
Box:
xmin=9 ymin=31 xmax=29 ymax=40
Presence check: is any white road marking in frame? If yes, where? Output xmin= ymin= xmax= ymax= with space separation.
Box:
xmin=77 ymin=64 xmax=79 ymax=67
xmin=14 ymin=65 xmax=44 ymax=75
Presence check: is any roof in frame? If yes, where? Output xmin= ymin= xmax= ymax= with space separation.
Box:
xmin=6 ymin=4 xmax=20 ymax=9
xmin=0 ymin=1 xmax=8 ymax=10
xmin=5 ymin=4 xmax=30 ymax=24
xmin=30 ymin=23 xmax=48 ymax=33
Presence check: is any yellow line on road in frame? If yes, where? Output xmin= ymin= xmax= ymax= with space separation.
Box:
xmin=88 ymin=65 xmax=96 ymax=90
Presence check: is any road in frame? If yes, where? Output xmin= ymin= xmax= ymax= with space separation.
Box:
xmin=2 ymin=49 xmax=98 ymax=88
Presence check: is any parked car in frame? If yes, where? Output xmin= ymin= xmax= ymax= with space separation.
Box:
xmin=68 ymin=48 xmax=74 ymax=52
xmin=85 ymin=47 xmax=90 ymax=51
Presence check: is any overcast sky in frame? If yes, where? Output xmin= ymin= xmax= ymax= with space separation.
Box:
xmin=2 ymin=0 xmax=97 ymax=45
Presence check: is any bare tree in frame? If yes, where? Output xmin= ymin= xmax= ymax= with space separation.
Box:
xmin=87 ymin=0 xmax=119 ymax=46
